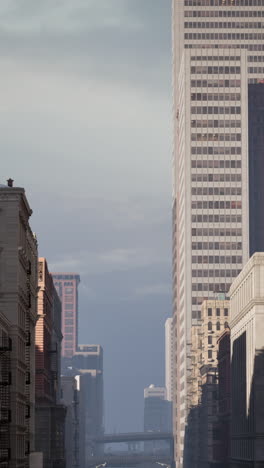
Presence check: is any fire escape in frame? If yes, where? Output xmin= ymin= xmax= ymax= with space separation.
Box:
xmin=0 ymin=332 xmax=12 ymax=468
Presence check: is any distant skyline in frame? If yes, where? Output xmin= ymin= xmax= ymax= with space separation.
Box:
xmin=1 ymin=0 xmax=171 ymax=431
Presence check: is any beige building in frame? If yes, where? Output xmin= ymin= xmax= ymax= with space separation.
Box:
xmin=229 ymin=253 xmax=264 ymax=468
xmin=172 ymin=2 xmax=264 ymax=465
xmin=186 ymin=300 xmax=230 ymax=468
xmin=0 ymin=180 xmax=38 ymax=468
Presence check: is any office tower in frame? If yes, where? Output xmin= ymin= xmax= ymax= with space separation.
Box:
xmin=144 ymin=385 xmax=172 ymax=433
xmin=61 ymin=376 xmax=80 ymax=468
xmin=229 ymin=253 xmax=264 ymax=467
xmin=35 ymin=258 xmax=66 ymax=468
xmin=0 ymin=180 xmax=38 ymax=468
xmin=72 ymin=345 xmax=104 ymax=460
xmin=172 ymin=2 xmax=264 ymax=465
xmin=165 ymin=318 xmax=174 ymax=402
xmin=52 ymin=274 xmax=80 ymax=358
xmin=61 ymin=371 xmax=86 ymax=468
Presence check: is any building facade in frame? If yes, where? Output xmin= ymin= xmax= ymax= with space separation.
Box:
xmin=172 ymin=2 xmax=264 ymax=465
xmin=185 ymin=300 xmax=229 ymax=467
xmin=35 ymin=258 xmax=66 ymax=468
xmin=229 ymin=253 xmax=264 ymax=467
xmin=165 ymin=318 xmax=174 ymax=402
xmin=71 ymin=346 xmax=104 ymax=460
xmin=248 ymin=82 xmax=264 ymax=255
xmin=144 ymin=385 xmax=172 ymax=433
xmin=52 ymin=274 xmax=80 ymax=358
xmin=61 ymin=376 xmax=80 ymax=468
xmin=0 ymin=180 xmax=38 ymax=468
xmin=214 ymin=328 xmax=231 ymax=468
xmin=0 ymin=312 xmax=12 ymax=468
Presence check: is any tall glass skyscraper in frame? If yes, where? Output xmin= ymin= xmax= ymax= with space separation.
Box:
xmin=172 ymin=1 xmax=264 ymax=466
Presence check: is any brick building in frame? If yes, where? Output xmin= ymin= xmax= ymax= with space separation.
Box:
xmin=52 ymin=274 xmax=80 ymax=358
xmin=0 ymin=180 xmax=38 ymax=468
xmin=35 ymin=258 xmax=66 ymax=468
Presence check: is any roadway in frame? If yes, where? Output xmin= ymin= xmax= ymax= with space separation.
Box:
xmin=86 ymin=454 xmax=172 ymax=467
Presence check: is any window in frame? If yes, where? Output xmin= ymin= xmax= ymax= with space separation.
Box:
xmin=216 ymin=308 xmax=220 ymax=317
xmin=224 ymin=321 xmax=229 ymax=329
xmin=65 ymin=287 xmax=73 ymax=294
xmin=216 ymin=322 xmax=221 ymax=331
xmin=208 ymin=321 xmax=212 ymax=331
xmin=208 ymin=308 xmax=212 ymax=317
xmin=208 ymin=350 xmax=212 ymax=359
xmin=224 ymin=308 xmax=229 ymax=316
xmin=65 ymin=304 xmax=73 ymax=310
xmin=208 ymin=336 xmax=213 ymax=344
xmin=65 ymin=319 xmax=73 ymax=325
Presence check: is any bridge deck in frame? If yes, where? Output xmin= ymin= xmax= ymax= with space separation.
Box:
xmin=92 ymin=432 xmax=173 ymax=444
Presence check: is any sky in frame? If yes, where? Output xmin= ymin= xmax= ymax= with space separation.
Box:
xmin=0 ymin=0 xmax=171 ymax=431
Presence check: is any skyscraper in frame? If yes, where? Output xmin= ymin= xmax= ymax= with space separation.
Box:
xmin=52 ymin=274 xmax=80 ymax=358
xmin=165 ymin=318 xmax=174 ymax=402
xmin=172 ymin=2 xmax=264 ymax=466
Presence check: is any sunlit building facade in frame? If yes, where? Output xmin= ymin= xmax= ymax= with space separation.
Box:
xmin=172 ymin=1 xmax=264 ymax=466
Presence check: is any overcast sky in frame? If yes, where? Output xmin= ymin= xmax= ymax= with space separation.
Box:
xmin=1 ymin=0 xmax=171 ymax=431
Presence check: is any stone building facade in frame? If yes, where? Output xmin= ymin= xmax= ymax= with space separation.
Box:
xmin=185 ymin=299 xmax=230 ymax=468
xmin=0 ymin=180 xmax=38 ymax=468
xmin=230 ymin=253 xmax=264 ymax=467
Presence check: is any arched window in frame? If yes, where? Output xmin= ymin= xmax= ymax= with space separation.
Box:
xmin=208 ymin=321 xmax=212 ymax=331
xmin=216 ymin=321 xmax=221 ymax=331
xmin=224 ymin=321 xmax=229 ymax=329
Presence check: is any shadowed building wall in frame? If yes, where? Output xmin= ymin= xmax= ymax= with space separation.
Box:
xmin=230 ymin=253 xmax=264 ymax=467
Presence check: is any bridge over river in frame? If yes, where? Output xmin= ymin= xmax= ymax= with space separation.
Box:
xmin=87 ymin=432 xmax=174 ymax=467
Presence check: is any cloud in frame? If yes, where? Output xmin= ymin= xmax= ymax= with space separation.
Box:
xmin=49 ymin=245 xmax=169 ymax=276
xmin=0 ymin=0 xmax=172 ymax=432
xmin=135 ymin=283 xmax=171 ymax=297
xmin=0 ymin=0 xmax=171 ymax=95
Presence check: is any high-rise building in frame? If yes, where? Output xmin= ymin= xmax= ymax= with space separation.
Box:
xmin=35 ymin=258 xmax=66 ymax=468
xmin=144 ymin=385 xmax=171 ymax=433
xmin=172 ymin=2 xmax=264 ymax=465
xmin=0 ymin=180 xmax=38 ymax=468
xmin=52 ymin=274 xmax=80 ymax=358
xmin=61 ymin=376 xmax=80 ymax=468
xmin=229 ymin=252 xmax=264 ymax=467
xmin=71 ymin=346 xmax=104 ymax=460
xmin=165 ymin=318 xmax=174 ymax=402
